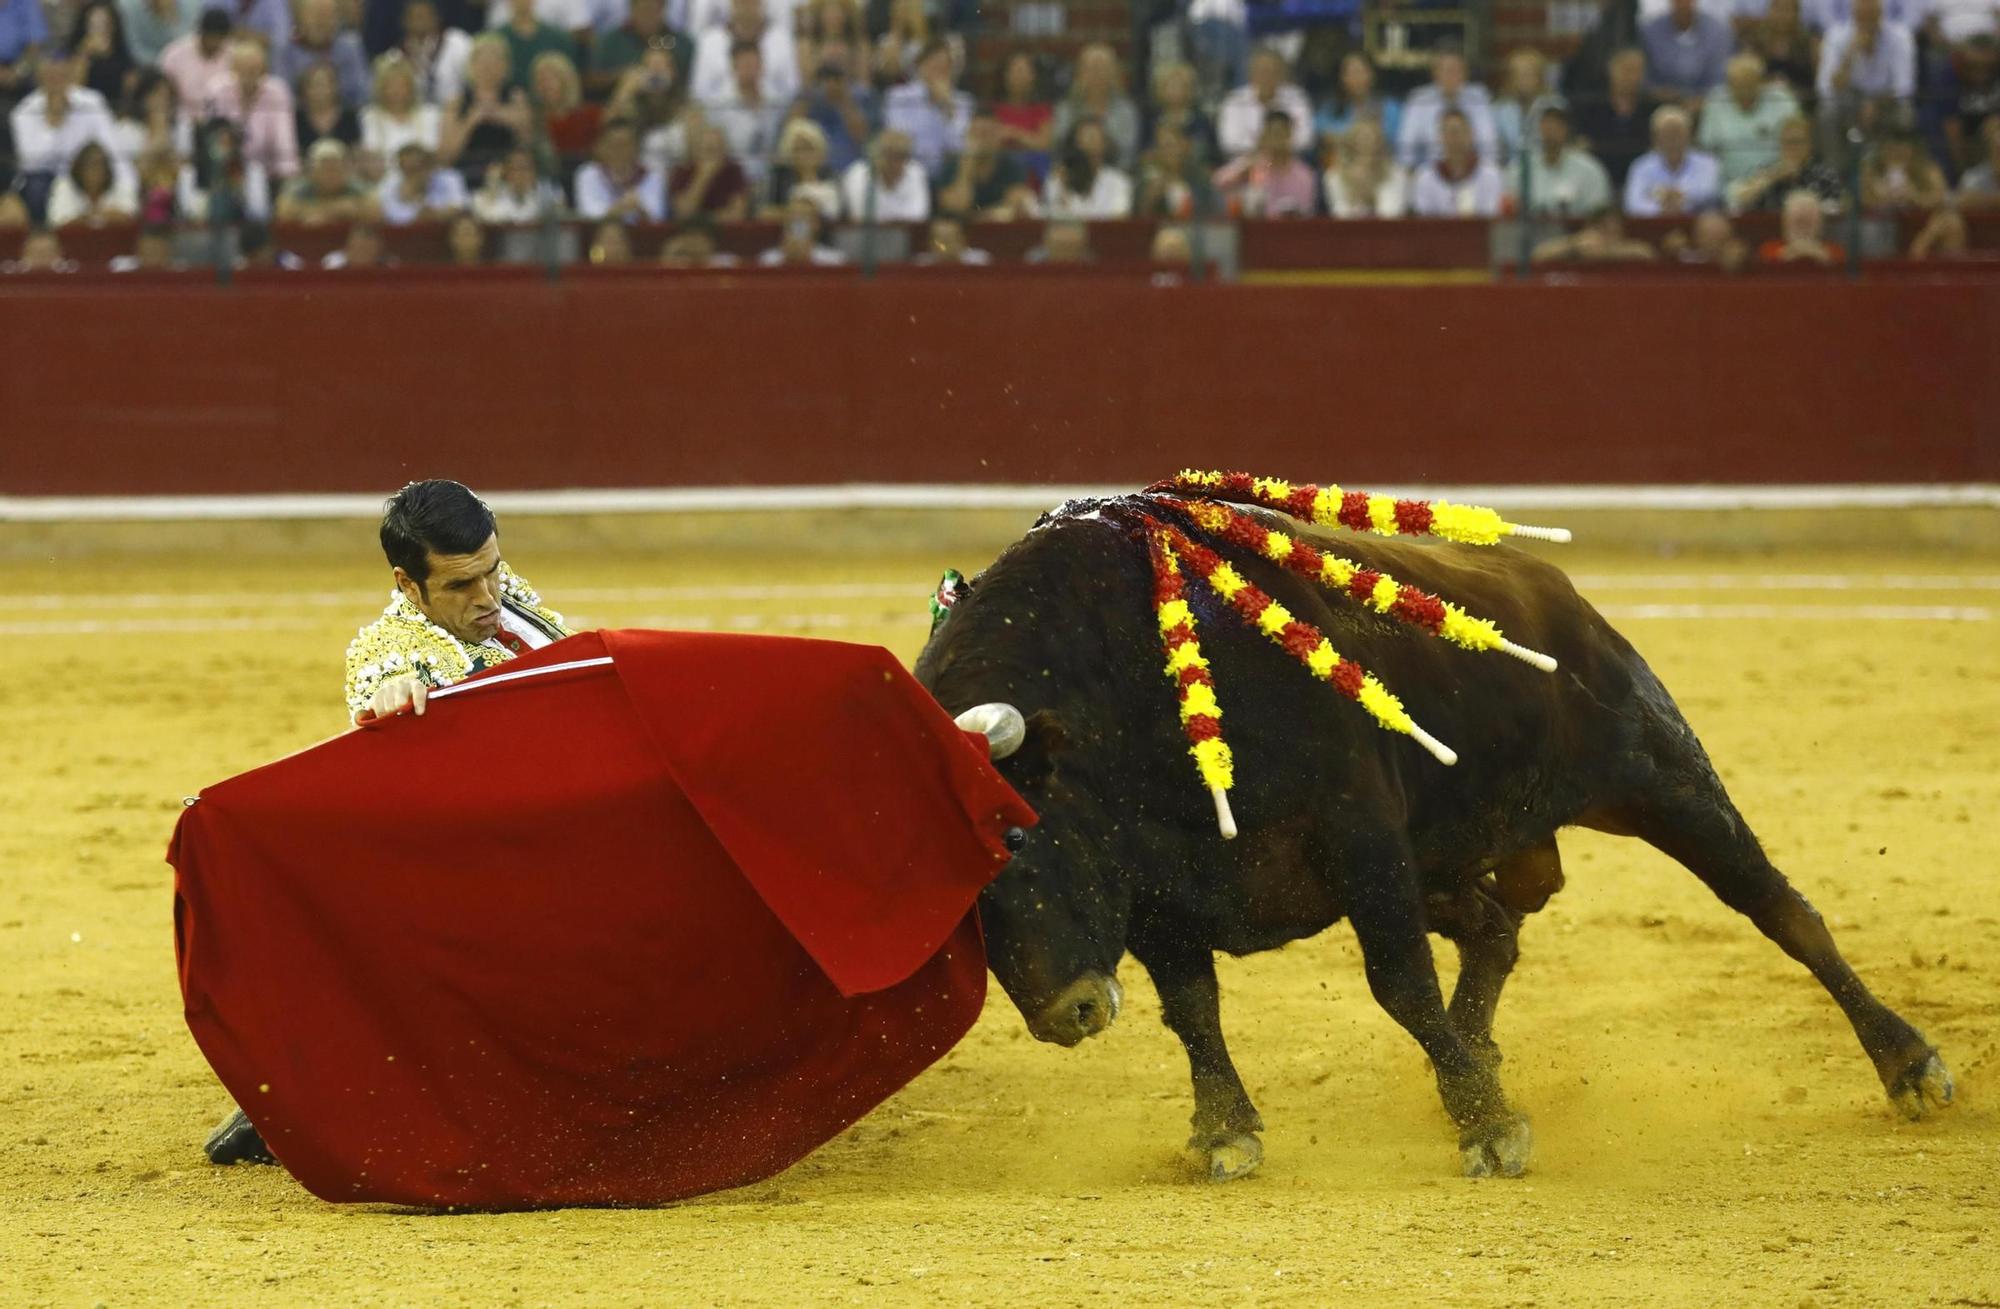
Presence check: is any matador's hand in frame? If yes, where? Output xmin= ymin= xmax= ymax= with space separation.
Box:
xmin=366 ymin=674 xmax=428 ymax=721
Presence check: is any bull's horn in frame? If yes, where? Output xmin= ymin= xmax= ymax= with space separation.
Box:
xmin=954 ymin=703 xmax=1026 ymax=760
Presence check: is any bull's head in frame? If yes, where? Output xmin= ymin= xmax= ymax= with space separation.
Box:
xmin=954 ymin=700 xmax=1130 ymax=1048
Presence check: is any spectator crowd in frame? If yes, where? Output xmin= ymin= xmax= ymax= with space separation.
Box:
xmin=2 ymin=0 xmax=1997 ymax=271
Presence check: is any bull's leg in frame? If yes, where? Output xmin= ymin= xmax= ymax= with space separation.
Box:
xmin=1429 ymin=879 xmax=1524 ymax=1071
xmin=1129 ymin=937 xmax=1265 ymax=1182
xmin=1344 ymin=836 xmax=1532 ymax=1178
xmin=1614 ymin=771 xmax=1953 ymax=1119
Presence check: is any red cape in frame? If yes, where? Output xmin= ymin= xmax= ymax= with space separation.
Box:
xmin=168 ymin=630 xmax=1034 ymax=1209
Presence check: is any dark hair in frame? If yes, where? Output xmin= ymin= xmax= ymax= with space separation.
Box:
xmin=1263 ymin=108 xmax=1293 ymax=131
xmin=730 ymin=37 xmax=760 ymax=59
xmin=124 ymin=67 xmax=174 ymax=119
xmin=380 ymin=480 xmax=496 ymax=589
xmin=198 ymin=7 xmax=232 ymax=36
xmin=70 ymin=141 xmax=112 ymax=189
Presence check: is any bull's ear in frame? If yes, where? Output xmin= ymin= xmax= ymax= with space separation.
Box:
xmin=1008 ymin=709 xmax=1068 ymax=786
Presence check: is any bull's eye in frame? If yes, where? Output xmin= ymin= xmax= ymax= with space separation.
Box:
xmin=1002 ymin=826 xmax=1027 ymax=852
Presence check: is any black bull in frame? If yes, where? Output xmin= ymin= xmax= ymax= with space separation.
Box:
xmin=915 ymin=499 xmax=1954 ymax=1180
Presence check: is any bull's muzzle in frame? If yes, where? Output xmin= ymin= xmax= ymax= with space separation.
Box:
xmin=1025 ymin=972 xmax=1123 ymax=1047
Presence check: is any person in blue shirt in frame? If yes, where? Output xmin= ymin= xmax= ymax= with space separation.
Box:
xmin=1 ymin=0 xmax=50 ymax=110
xmin=1642 ymin=0 xmax=1734 ymax=105
xmin=1314 ymin=52 xmax=1401 ymax=151
xmin=1625 ymin=102 xmax=1723 ymax=214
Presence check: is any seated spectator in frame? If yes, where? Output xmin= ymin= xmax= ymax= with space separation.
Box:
xmin=229 ymin=0 xmax=291 ymax=59
xmin=935 ymin=109 xmax=1035 ymax=221
xmin=707 ymin=44 xmax=785 ymax=187
xmin=1531 ymin=208 xmax=1659 ymax=262
xmin=4 ymin=229 xmax=75 ymax=273
xmin=758 ymin=192 xmax=843 ymax=264
xmin=586 ymin=0 xmax=689 ymax=102
xmin=763 ymin=116 xmax=841 ymax=220
xmin=665 ymin=119 xmax=750 ymax=220
xmin=1741 ymin=0 xmax=1817 ymax=95
xmin=1927 ymin=0 xmax=2000 ymax=43
xmin=9 ymin=49 xmax=119 ymax=206
xmin=1135 ymin=120 xmax=1217 ymax=219
xmin=1961 ymin=117 xmax=2000 ymax=207
xmin=798 ymin=48 xmax=874 ymax=175
xmin=1410 ymin=107 xmax=1504 ymax=216
xmin=70 ymin=1 xmax=135 ymax=106
xmin=1052 ymin=42 xmax=1140 ymax=170
xmin=1396 ymin=48 xmax=1498 ymax=170
xmin=587 ymin=216 xmax=632 ymax=263
xmin=1641 ymin=0 xmax=1732 ymax=105
xmin=1219 ymin=47 xmax=1312 ymax=159
xmin=529 ymin=49 xmax=599 ymax=168
xmin=396 ymin=0 xmax=473 ymax=106
xmin=1571 ymin=47 xmax=1658 ymax=190
xmin=882 ymin=37 xmax=971 ymax=175
xmin=1323 ymin=117 xmax=1407 ymax=218
xmin=1043 ymin=117 xmax=1132 ymax=219
xmin=445 ymin=209 xmax=486 ymax=262
xmin=46 ymin=139 xmax=135 ymax=225
xmin=378 ymin=140 xmax=467 ymax=221
xmin=111 ymin=69 xmax=181 ymax=167
xmin=0 ymin=194 xmax=26 ymax=228
xmin=121 ymin=0 xmax=198 ymax=69
xmin=1151 ymin=223 xmax=1193 ymax=269
xmin=795 ymin=0 xmax=864 ymax=83
xmin=1729 ymin=112 xmax=1845 ymax=210
xmin=1698 ymin=53 xmax=1798 ymax=188
xmin=1624 ymin=104 xmax=1721 ymax=215
xmin=871 ymin=0 xmax=949 ymax=88
xmin=1313 ymin=52 xmax=1400 ymax=155
xmin=177 ymin=118 xmax=272 ymax=222
xmin=494 ymin=0 xmax=577 ymax=96
xmin=277 ymin=138 xmax=377 ymax=222
xmin=1941 ymin=36 xmax=1999 ymax=176
xmin=1491 ymin=47 xmax=1548 ymax=162
xmin=1816 ymin=0 xmax=1916 ymax=111
xmin=658 ymin=222 xmax=738 ymax=265
xmin=134 ymin=145 xmax=180 ymax=224
xmin=1510 ymin=101 xmax=1612 ymax=217
xmin=840 ymin=129 xmax=929 ymax=222
xmin=1212 ymin=108 xmax=1315 ymax=217
xmin=1026 ymin=218 xmax=1090 ymax=263
xmin=1185 ymin=0 xmax=1249 ymax=99
xmin=1661 ymin=208 xmax=1749 ymax=269
xmin=280 ymin=0 xmax=370 ymax=108
xmin=324 ymin=220 xmax=385 ymax=267
xmin=483 ymin=0 xmax=590 ymax=43
xmin=914 ymin=214 xmax=991 ymax=264
xmin=471 ymin=143 xmax=559 ymax=219
xmin=366 ymin=51 xmax=445 ymax=165
xmin=1145 ymin=60 xmax=1218 ymax=165
xmin=1758 ymin=187 xmax=1845 ymax=261
xmin=440 ymin=34 xmax=532 ymax=184
xmin=612 ymin=46 xmax=689 ymax=170
xmin=297 ymin=62 xmax=362 ymax=154
xmin=1907 ymin=204 xmax=1969 ymax=256
xmin=993 ymin=50 xmax=1052 ymax=157
xmin=583 ymin=116 xmax=671 ymax=220
xmin=158 ymin=8 xmax=232 ymax=109
xmin=1861 ymin=130 xmax=1947 ymax=208
xmin=110 ymin=224 xmax=182 ymax=271
xmin=203 ymin=37 xmax=301 ymax=179
xmin=691 ymin=0 xmax=795 ymax=108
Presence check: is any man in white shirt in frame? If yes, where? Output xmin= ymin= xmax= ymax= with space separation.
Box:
xmin=1396 ymin=49 xmax=1500 ymax=169
xmin=1623 ymin=103 xmax=1723 ymax=214
xmin=484 ymin=0 xmax=591 ymax=40
xmin=1816 ymin=0 xmax=1918 ymax=100
xmin=1215 ymin=47 xmax=1311 ymax=157
xmin=575 ymin=118 xmax=669 ymax=220
xmin=378 ymin=143 xmax=470 ymax=223
xmin=841 ymin=129 xmax=929 ymax=222
xmin=8 ymin=49 xmax=117 ymax=181
xmin=703 ymin=39 xmax=783 ymax=183
xmin=690 ymin=0 xmax=795 ymax=107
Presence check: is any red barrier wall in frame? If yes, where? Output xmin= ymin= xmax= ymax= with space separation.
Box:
xmin=3 ymin=272 xmax=1995 ymax=495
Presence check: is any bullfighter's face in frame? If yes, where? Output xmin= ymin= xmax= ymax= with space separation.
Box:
xmin=978 ymin=709 xmax=1132 ymax=1048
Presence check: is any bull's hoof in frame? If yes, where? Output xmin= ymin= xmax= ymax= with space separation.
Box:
xmin=1460 ymin=1112 xmax=1532 ymax=1179
xmin=1889 ymin=1052 xmax=1955 ymax=1121
xmin=1187 ymin=1132 xmax=1263 ymax=1182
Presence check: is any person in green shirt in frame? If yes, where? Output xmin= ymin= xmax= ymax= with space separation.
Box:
xmin=497 ymin=0 xmax=575 ymax=95
xmin=585 ymin=0 xmax=689 ymax=102
xmin=1697 ymin=53 xmax=1799 ymax=188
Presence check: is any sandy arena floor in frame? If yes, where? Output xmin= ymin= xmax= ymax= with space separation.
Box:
xmin=2 ymin=540 xmax=1996 ymax=1307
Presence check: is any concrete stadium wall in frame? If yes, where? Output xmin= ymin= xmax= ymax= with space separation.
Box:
xmin=3 ymin=271 xmax=1996 ymax=496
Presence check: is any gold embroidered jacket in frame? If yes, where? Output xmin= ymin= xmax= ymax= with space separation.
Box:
xmin=343 ymin=563 xmax=573 ymax=721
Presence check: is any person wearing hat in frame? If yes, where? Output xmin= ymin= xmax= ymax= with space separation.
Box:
xmin=1506 ymin=98 xmax=1613 ymax=218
